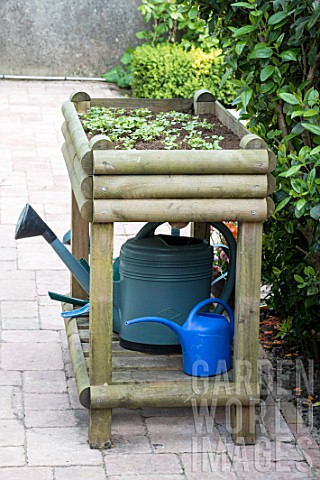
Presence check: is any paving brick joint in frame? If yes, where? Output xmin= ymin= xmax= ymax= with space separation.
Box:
xmin=0 ymin=79 xmax=319 ymax=479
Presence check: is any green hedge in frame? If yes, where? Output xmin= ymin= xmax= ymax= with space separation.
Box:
xmin=131 ymin=43 xmax=237 ymax=105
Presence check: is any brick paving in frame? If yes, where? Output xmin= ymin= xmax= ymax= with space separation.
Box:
xmin=0 ymin=79 xmax=319 ymax=478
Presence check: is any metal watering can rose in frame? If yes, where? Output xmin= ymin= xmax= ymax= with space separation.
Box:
xmin=126 ymin=297 xmax=234 ymax=377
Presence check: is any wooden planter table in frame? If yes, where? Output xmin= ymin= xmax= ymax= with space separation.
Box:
xmin=61 ymin=89 xmax=276 ymax=449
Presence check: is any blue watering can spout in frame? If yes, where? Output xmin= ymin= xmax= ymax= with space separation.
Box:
xmin=126 ymin=316 xmax=183 ymax=337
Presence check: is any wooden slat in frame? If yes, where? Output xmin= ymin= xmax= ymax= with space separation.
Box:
xmin=194 ymin=102 xmax=215 ymax=114
xmin=69 ymin=91 xmax=91 ymax=113
xmin=62 ymin=142 xmax=92 ymax=221
xmin=215 ymin=101 xmax=249 ymax=139
xmin=267 ymin=197 xmax=275 ymax=217
xmin=62 ymin=122 xmax=92 ymax=198
xmin=93 ymin=149 xmax=270 ymax=175
xmin=93 ymin=174 xmax=269 ymax=199
xmin=194 ymin=90 xmax=216 ymax=115
xmin=64 ymin=317 xmax=90 ymax=408
xmin=93 ymin=198 xmax=268 ymax=223
xmin=90 ymin=97 xmax=193 ymax=113
xmin=111 ymin=367 xmax=232 ymax=383
xmin=62 ymin=100 xmax=91 ymax=162
xmin=62 ymin=101 xmax=114 ymax=175
xmin=85 ymin=366 xmax=233 ymax=384
xmin=82 ymin=345 xmax=182 ymax=370
xmin=112 ymin=370 xmax=188 ymax=383
xmin=91 ymin=382 xmax=260 ymax=409
xmin=240 ymin=133 xmax=267 ymax=150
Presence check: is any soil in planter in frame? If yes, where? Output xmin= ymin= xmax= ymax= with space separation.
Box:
xmin=79 ymin=107 xmax=240 ymax=150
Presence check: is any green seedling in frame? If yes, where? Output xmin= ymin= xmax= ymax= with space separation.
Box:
xmin=79 ymin=107 xmax=224 ymax=150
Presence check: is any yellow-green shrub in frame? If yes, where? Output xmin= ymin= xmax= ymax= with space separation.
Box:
xmin=131 ymin=43 xmax=237 ymax=105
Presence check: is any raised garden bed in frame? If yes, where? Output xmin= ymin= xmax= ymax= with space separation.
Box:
xmin=62 ymin=90 xmax=276 ymax=224
xmin=61 ymin=89 xmax=276 ymax=449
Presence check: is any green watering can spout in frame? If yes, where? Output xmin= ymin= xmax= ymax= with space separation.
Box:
xmin=15 ymin=204 xmax=90 ymax=295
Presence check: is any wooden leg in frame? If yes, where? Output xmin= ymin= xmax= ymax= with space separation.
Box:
xmin=231 ymin=222 xmax=263 ymax=444
xmin=190 ymin=222 xmax=210 ymax=241
xmin=71 ymin=192 xmax=89 ymax=299
xmin=89 ymin=410 xmax=112 ymax=450
xmin=89 ymin=222 xmax=113 ymax=448
xmin=231 ymin=404 xmax=257 ymax=445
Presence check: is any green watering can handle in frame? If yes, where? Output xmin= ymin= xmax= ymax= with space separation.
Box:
xmin=134 ymin=222 xmax=164 ymax=240
xmin=189 ymin=297 xmax=235 ymax=339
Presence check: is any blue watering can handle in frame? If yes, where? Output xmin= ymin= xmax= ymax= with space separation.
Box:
xmin=190 ymin=297 xmax=235 ymax=338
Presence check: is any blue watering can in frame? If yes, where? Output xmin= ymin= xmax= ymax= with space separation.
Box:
xmin=126 ymin=297 xmax=234 ymax=377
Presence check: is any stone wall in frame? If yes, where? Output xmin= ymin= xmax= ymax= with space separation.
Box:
xmin=1 ymin=0 xmax=145 ymax=77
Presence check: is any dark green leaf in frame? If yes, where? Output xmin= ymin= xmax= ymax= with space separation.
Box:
xmin=307 ymin=9 xmax=320 ymax=29
xmin=220 ymin=68 xmax=233 ymax=88
xmin=294 ymin=275 xmax=304 ymax=283
xmin=310 ymin=204 xmax=320 ymax=220
xmin=290 ymin=110 xmax=305 ymax=119
xmin=295 ymin=198 xmax=306 ymax=210
xmin=268 ymin=11 xmax=288 ymax=25
xmin=274 ymin=196 xmax=291 ymax=213
xmin=278 ymin=164 xmax=302 ymax=177
xmin=118 ymin=73 xmax=133 ymax=88
xmin=303 ymin=109 xmax=318 ymax=118
xmin=260 ymin=65 xmax=275 ymax=81
xmin=279 ymin=50 xmax=298 ymax=62
xmin=291 ymin=123 xmax=305 ymax=134
xmin=311 ymin=146 xmax=320 ymax=155
xmin=307 ymin=168 xmax=316 ymax=189
xmin=275 ymin=32 xmax=285 ymax=48
xmin=188 ymin=7 xmax=199 ymax=19
xmin=240 ymin=89 xmax=252 ymax=109
xmin=278 ymin=93 xmax=300 ymax=105
xmin=290 ymin=178 xmax=303 ymax=193
xmin=235 ymin=41 xmax=247 ymax=55
xmin=248 ymin=44 xmax=273 ymax=59
xmin=261 ymin=82 xmax=275 ymax=93
xmin=285 ymin=221 xmax=293 ymax=234
xmin=231 ymin=2 xmax=255 ymax=8
xmin=120 ymin=51 xmax=133 ymax=65
xmin=273 ymin=66 xmax=282 ymax=83
xmin=267 ymin=129 xmax=282 ymax=138
xmin=250 ymin=10 xmax=263 ymax=17
xmin=308 ymin=44 xmax=317 ymax=66
xmin=301 ymin=123 xmax=320 ymax=136
xmin=307 ymin=89 xmax=319 ymax=106
xmin=231 ymin=25 xmax=257 ymax=36
xmin=102 ymin=66 xmax=123 ymax=83
xmin=307 ymin=286 xmax=318 ymax=296
xmin=135 ymin=31 xmax=146 ymax=39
